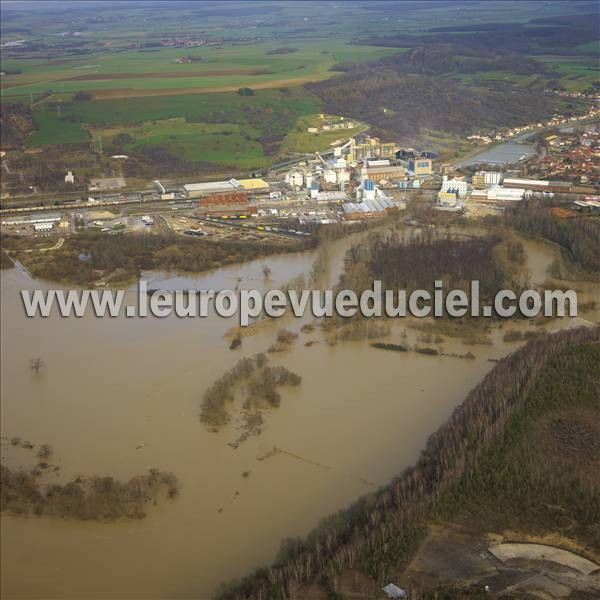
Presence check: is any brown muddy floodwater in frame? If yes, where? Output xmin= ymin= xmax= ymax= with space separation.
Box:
xmin=1 ymin=227 xmax=597 ymax=599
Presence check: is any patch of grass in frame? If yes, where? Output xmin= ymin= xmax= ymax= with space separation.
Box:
xmin=113 ymin=119 xmax=265 ymax=168
xmin=24 ymin=88 xmax=321 ymax=164
xmin=574 ymin=40 xmax=600 ymax=55
xmin=537 ymin=55 xmax=600 ymax=91
xmin=26 ymin=108 xmax=89 ymax=146
xmin=278 ymin=113 xmax=368 ymax=156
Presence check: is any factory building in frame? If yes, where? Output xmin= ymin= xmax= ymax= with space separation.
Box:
xmin=342 ymin=195 xmax=397 ymax=219
xmin=574 ymin=199 xmax=600 ymax=213
xmin=340 ymin=136 xmax=397 ymax=162
xmin=315 ymin=191 xmax=347 ymax=203
xmin=472 ymin=171 xmax=502 ymax=189
xmin=440 ymin=176 xmax=468 ymax=198
xmin=154 ymin=180 xmax=180 ymax=200
xmin=332 ymin=158 xmax=350 ymax=184
xmin=196 ymin=190 xmax=254 ymax=216
xmin=365 ymin=164 xmax=407 ymax=182
xmin=322 ymin=169 xmax=337 ymax=185
xmin=285 ymin=171 xmax=305 ymax=188
xmin=362 ymin=178 xmax=376 ymax=201
xmin=238 ymin=178 xmax=269 ymax=193
xmin=438 ymin=191 xmax=460 ymax=203
xmin=34 ymin=222 xmax=55 ymax=232
xmin=471 ymin=186 xmax=526 ymax=202
xmin=183 ymin=178 xmax=243 ymax=198
xmin=502 ymin=178 xmax=550 ymax=191
xmin=310 ymin=180 xmax=319 ymax=200
xmin=198 ymin=190 xmax=248 ymax=207
xmin=2 ymin=213 xmax=62 ymax=227
xmin=408 ymin=157 xmax=433 ymax=178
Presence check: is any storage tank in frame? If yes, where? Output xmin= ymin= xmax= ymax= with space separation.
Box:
xmin=286 ymin=171 xmax=304 ymax=188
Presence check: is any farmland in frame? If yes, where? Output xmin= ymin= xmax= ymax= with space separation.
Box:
xmin=1 ymin=0 xmax=597 ymax=173
xmin=1 ymin=40 xmax=400 ymax=100
xmin=26 ymin=87 xmax=322 ymax=167
xmin=538 ymin=55 xmax=600 ymax=92
xmin=3 ymin=37 xmax=397 ymax=168
xmin=96 ymin=119 xmax=266 ymax=169
xmin=29 ymin=87 xmax=315 ymax=127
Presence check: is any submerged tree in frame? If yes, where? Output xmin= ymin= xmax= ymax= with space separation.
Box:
xmin=29 ymin=358 xmax=44 ymax=375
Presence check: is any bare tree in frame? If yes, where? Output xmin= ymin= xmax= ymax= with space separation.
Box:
xmin=29 ymin=358 xmax=44 ymax=374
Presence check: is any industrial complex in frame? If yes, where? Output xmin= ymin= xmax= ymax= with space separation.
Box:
xmin=2 ymin=122 xmax=599 ymax=240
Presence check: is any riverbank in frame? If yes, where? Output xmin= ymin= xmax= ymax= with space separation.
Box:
xmin=453 ymin=115 xmax=600 ymax=168
xmin=1 ymin=220 xmax=597 ymax=599
xmin=217 ymin=327 xmax=600 ymax=599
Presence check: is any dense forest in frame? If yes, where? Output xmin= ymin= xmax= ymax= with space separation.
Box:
xmin=120 ymin=145 xmax=229 ymax=179
xmin=339 ymin=231 xmax=528 ymax=314
xmin=307 ymin=37 xmax=586 ymax=141
xmin=435 ymin=340 xmax=600 ymax=552
xmin=356 ymin=12 xmax=599 ymax=56
xmin=336 ymin=44 xmax=551 ymax=78
xmin=217 ymin=326 xmax=600 ymax=599
xmin=307 ymin=69 xmax=576 ymax=141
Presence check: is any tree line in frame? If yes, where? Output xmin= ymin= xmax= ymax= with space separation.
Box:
xmin=5 ymin=232 xmax=313 ymax=287
xmin=216 ymin=325 xmax=600 ymax=599
xmin=486 ymin=203 xmax=600 ymax=275
xmin=1 ymin=465 xmax=178 ymax=521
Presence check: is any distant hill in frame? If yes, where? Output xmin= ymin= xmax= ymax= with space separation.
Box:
xmin=356 ymin=12 xmax=600 ymax=56
xmin=306 ymin=61 xmax=581 ymax=141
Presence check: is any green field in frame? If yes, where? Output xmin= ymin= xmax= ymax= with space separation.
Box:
xmin=278 ymin=113 xmax=368 ymax=155
xmin=1 ymin=40 xmax=400 ymax=99
xmin=449 ymin=55 xmax=599 ymax=92
xmin=25 ymin=109 xmax=90 ymax=146
xmin=3 ymin=37 xmax=389 ymax=167
xmin=538 ymin=55 xmax=600 ymax=92
xmin=101 ymin=119 xmax=266 ymax=168
xmin=30 ymin=87 xmax=318 ymax=127
xmin=24 ymin=87 xmax=321 ymax=166
xmin=458 ymin=70 xmax=542 ymax=85
xmin=2 ymin=0 xmax=596 ymax=171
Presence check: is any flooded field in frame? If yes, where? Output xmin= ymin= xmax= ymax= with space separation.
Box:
xmin=1 ymin=226 xmax=597 ymax=599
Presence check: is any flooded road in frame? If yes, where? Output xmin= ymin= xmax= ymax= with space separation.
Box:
xmin=1 ymin=227 xmax=596 ymax=599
